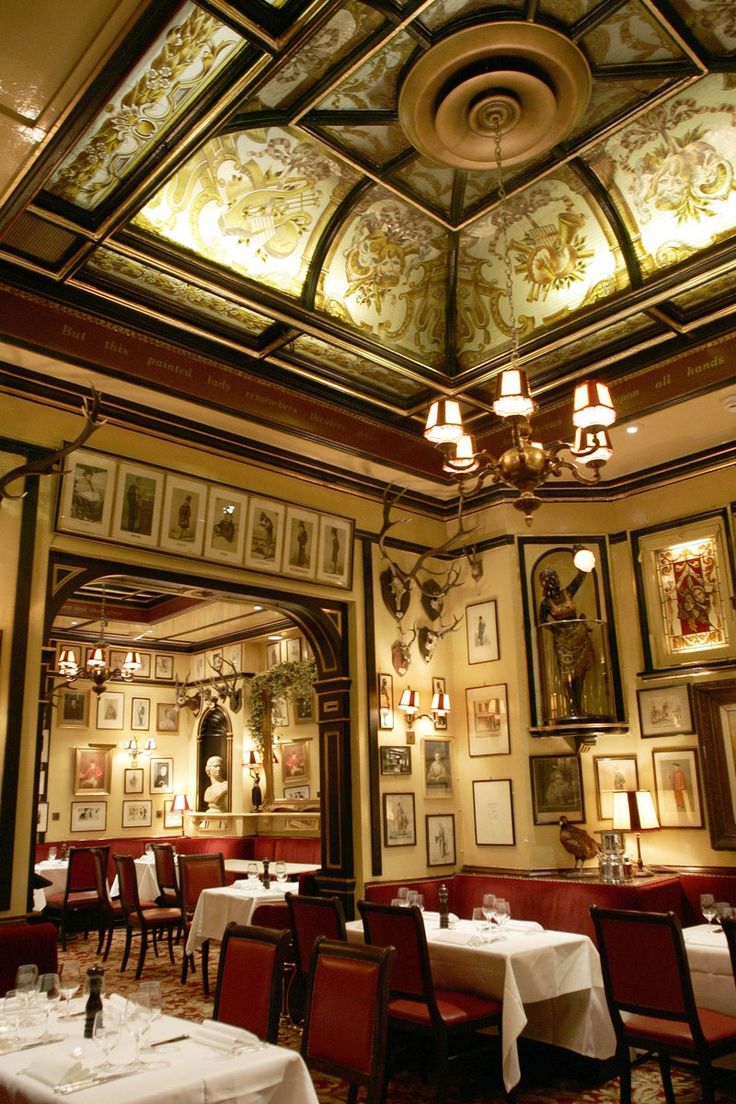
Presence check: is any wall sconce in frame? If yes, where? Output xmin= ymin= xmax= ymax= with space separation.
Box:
xmin=123 ymin=736 xmax=156 ymax=762
xmin=398 ymin=688 xmax=452 ymax=741
xmin=170 ymin=793 xmax=190 ymax=837
xmin=611 ymin=790 xmax=660 ymax=875
xmin=244 ymin=749 xmax=264 ymax=810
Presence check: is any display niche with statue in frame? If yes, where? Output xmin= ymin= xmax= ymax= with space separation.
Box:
xmin=520 ymin=540 xmax=627 ymax=751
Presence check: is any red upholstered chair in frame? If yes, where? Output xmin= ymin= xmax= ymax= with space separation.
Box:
xmin=0 ymin=922 xmax=58 ymax=996
xmin=113 ymin=854 xmax=180 ymax=980
xmin=213 ymin=922 xmax=291 ymax=1044
xmin=250 ymin=902 xmax=290 ymax=930
xmin=151 ymin=844 xmax=180 ymax=909
xmin=286 ymin=891 xmax=347 ymax=1023
xmin=179 ymin=852 xmax=226 ymax=995
xmin=301 ymin=937 xmax=395 ymax=1104
xmin=43 ymin=846 xmax=109 ymax=949
xmin=358 ymin=900 xmax=503 ymax=1104
xmin=591 ymin=906 xmax=736 ymax=1104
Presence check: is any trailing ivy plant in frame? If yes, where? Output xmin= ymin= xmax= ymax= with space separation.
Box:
xmin=246 ymin=658 xmax=318 ymax=754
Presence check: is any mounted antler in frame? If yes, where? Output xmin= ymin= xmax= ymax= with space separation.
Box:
xmin=391 ymin=624 xmax=418 ymax=677
xmin=418 ymin=613 xmax=464 ymax=663
xmin=174 ymin=674 xmax=202 ymax=717
xmin=0 ymin=387 xmax=105 ymax=504
xmin=207 ymin=655 xmax=243 ymax=713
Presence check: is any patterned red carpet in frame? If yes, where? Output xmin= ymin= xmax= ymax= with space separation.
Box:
xmin=60 ymin=929 xmax=736 ymax=1103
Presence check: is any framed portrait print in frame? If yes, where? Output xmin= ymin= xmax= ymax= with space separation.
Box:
xmin=652 ymin=746 xmax=704 ymax=828
xmin=155 ymin=654 xmax=174 ymax=680
xmin=131 ymin=697 xmax=150 ymax=731
xmin=426 ymin=813 xmax=455 ymax=866
xmin=266 ymin=642 xmax=281 ymax=669
xmin=465 ymin=600 xmax=499 ymax=664
xmin=272 ymin=698 xmax=289 ymax=727
xmin=285 ymin=638 xmax=301 ymax=664
xmin=473 ymin=779 xmax=515 ymax=846
xmin=135 ymin=652 xmax=152 ymax=679
xmin=593 ymin=755 xmax=639 ymax=819
xmin=423 ymin=738 xmax=453 ymax=798
xmin=466 ymin=684 xmax=510 ymax=756
xmin=74 ymin=746 xmax=113 ymax=795
xmin=632 ymin=510 xmax=736 ymax=673
xmin=56 ymin=450 xmax=117 ymax=537
xmin=529 ymin=754 xmax=585 ymax=824
xmin=382 ymin=792 xmax=416 ymax=847
xmin=160 ymin=474 xmax=208 ymax=556
xmin=70 ymin=800 xmax=107 ymax=832
xmin=283 ymin=506 xmax=319 ymax=579
xmin=315 ymin=514 xmax=354 ymax=588
xmin=96 ymin=691 xmax=124 ymax=730
xmin=150 ymin=757 xmax=173 ymax=794
xmin=111 ymin=462 xmax=164 ymax=547
xmin=122 ymin=799 xmax=152 ymax=828
xmin=204 ymin=488 xmax=249 ymax=564
xmin=282 ymin=741 xmax=309 ymax=782
xmin=244 ymin=497 xmax=285 ymax=573
xmin=124 ymin=767 xmax=144 ymax=795
xmin=163 ymin=798 xmax=183 ymax=831
xmin=380 ymin=746 xmax=411 ymax=775
xmin=156 ymin=703 xmax=179 ymax=733
xmin=637 ymin=684 xmax=693 ymax=737
xmin=57 ymin=688 xmax=89 ymax=728
xmin=294 ymin=695 xmax=315 ymax=724
xmin=378 ymin=673 xmax=394 ymax=730
xmin=37 ymin=802 xmax=49 ymax=834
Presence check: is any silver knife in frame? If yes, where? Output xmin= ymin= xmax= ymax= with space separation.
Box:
xmin=55 ymin=1070 xmax=139 ymax=1095
xmin=150 ymin=1033 xmax=190 ymax=1047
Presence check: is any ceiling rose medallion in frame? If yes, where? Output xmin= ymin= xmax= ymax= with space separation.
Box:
xmin=398 ymin=22 xmax=592 ymax=169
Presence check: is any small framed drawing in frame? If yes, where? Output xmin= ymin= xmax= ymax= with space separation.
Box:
xmin=124 ymin=767 xmax=145 ymax=795
xmin=283 ymin=741 xmax=309 ymax=781
xmin=204 ymin=488 xmax=249 ymax=564
xmin=37 ymin=802 xmax=49 ymax=834
xmin=593 ymin=755 xmax=639 ymax=819
xmin=244 ymin=497 xmax=285 ymax=573
xmin=315 ymin=514 xmax=354 ymax=588
xmin=56 ymin=450 xmax=117 ymax=537
xmin=431 ymin=676 xmax=448 ymax=731
xmin=150 ymin=757 xmax=174 ymax=794
xmin=284 ymin=782 xmax=311 ymax=799
xmin=160 ymin=474 xmax=208 ymax=556
xmin=283 ymin=506 xmax=319 ymax=579
xmin=96 ymin=691 xmax=124 ymax=731
xmin=272 ymin=698 xmax=289 ymax=728
xmin=57 ymin=688 xmax=89 ymax=728
xmin=378 ymin=673 xmax=394 ymax=730
xmin=70 ymin=800 xmax=107 ymax=832
xmin=465 ymin=600 xmax=499 ymax=664
xmin=156 ymin=703 xmax=179 ymax=732
xmin=380 ymin=746 xmax=412 ymax=775
xmin=423 ymin=738 xmax=453 ymax=799
xmin=294 ymin=695 xmax=315 ymax=724
xmin=652 ymin=746 xmax=704 ymax=828
xmin=637 ymin=684 xmax=693 ymax=737
xmin=111 ymin=463 xmax=164 ymax=547
xmin=135 ymin=653 xmax=152 ymax=679
xmin=163 ymin=798 xmax=183 ymax=831
xmin=382 ymin=792 xmax=416 ymax=847
xmin=154 ymin=654 xmax=174 ymax=680
xmin=122 ymin=799 xmax=152 ymax=829
xmin=131 ymin=697 xmax=150 ymax=731
xmin=266 ymin=642 xmax=281 ymax=669
xmin=285 ymin=638 xmax=301 ymax=664
xmin=466 ymin=684 xmax=510 ymax=756
xmin=529 ymin=754 xmax=585 ymax=825
xmin=473 ymin=779 xmax=515 ymax=846
xmin=426 ymin=813 xmax=455 ymax=866
xmin=74 ymin=746 xmax=112 ymax=795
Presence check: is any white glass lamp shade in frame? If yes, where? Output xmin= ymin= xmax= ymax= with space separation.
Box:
xmin=424 ymin=399 xmax=464 ymax=444
xmin=122 ymin=650 xmax=142 ymax=674
xmin=143 ymin=738 xmax=157 ymax=752
xmin=86 ymin=645 xmax=107 ymax=673
xmin=57 ymin=647 xmax=79 ymax=677
xmin=443 ymin=434 xmax=479 ymax=473
xmin=431 ymin=691 xmax=451 ymax=715
xmin=398 ymin=688 xmax=419 ymax=715
xmin=611 ymin=790 xmax=660 ymax=832
xmin=492 ymin=368 xmax=535 ymax=419
xmin=573 ymin=546 xmax=596 ymax=573
xmin=572 ymin=427 xmax=613 ymax=467
xmin=171 ymin=794 xmax=191 ymax=814
xmin=573 ymin=381 xmax=616 ymax=429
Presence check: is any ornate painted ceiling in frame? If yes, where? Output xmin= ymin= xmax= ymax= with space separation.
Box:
xmin=0 ymin=0 xmax=735 ymax=500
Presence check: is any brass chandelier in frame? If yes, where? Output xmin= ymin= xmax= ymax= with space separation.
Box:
xmin=56 ymin=584 xmax=141 ymax=695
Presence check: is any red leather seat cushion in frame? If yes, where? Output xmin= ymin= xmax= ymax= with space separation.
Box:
xmin=390 ymin=989 xmax=501 ymax=1027
xmin=623 ymin=1008 xmax=736 ymax=1047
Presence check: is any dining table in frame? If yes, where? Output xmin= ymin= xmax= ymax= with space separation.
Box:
xmin=185 ymin=881 xmax=299 ymax=956
xmin=32 ymin=862 xmax=70 ymax=912
xmin=346 ymin=912 xmax=616 ymax=1092
xmin=683 ymin=923 xmax=736 ymax=1016
xmin=0 ymin=997 xmax=318 ymax=1104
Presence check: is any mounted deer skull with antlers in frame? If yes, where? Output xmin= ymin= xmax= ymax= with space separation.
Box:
xmin=174 ymin=675 xmax=202 ymax=717
xmin=207 ymin=654 xmax=243 ymax=713
xmin=418 ymin=614 xmax=464 ymax=664
xmin=391 ymin=624 xmax=417 ymax=677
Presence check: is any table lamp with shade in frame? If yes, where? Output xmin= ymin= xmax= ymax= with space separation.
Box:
xmin=170 ymin=793 xmax=190 ymax=837
xmin=611 ymin=790 xmax=660 ymax=875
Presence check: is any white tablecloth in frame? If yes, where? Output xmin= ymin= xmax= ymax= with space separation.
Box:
xmin=109 ymin=855 xmax=160 ymax=903
xmin=347 ymin=914 xmax=616 ymax=1091
xmin=683 ymin=923 xmax=736 ymax=1016
xmin=224 ymin=860 xmax=318 ymax=879
xmin=0 ymin=1005 xmax=317 ymax=1104
xmin=33 ymin=862 xmax=69 ymax=911
xmin=185 ymin=883 xmax=298 ymax=955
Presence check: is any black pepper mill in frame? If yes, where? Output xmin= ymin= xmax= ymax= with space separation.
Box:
xmin=438 ymin=883 xmax=449 ymax=929
xmin=262 ymin=858 xmax=271 ymax=889
xmin=83 ymin=965 xmax=104 ymax=1039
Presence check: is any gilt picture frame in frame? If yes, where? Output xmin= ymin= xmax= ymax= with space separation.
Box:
xmin=382 ymin=792 xmax=416 ymax=848
xmin=652 ymin=746 xmax=704 ymax=829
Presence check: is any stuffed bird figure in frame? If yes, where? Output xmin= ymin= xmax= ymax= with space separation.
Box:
xmin=559 ymin=816 xmax=600 ymax=870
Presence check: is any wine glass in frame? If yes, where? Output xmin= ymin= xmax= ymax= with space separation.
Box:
xmin=701 ymin=893 xmax=717 ymax=930
xmin=407 ymin=891 xmax=424 ymax=911
xmin=59 ymin=959 xmax=81 ymax=1019
xmin=1 ymin=992 xmax=22 ymax=1047
xmin=274 ymin=860 xmax=287 ymax=884
xmin=246 ymin=862 xmax=259 ymax=884
xmin=47 ymin=846 xmax=57 ymax=862
xmin=481 ymin=894 xmax=496 ymax=929
xmin=471 ymin=907 xmax=487 ymax=944
xmin=93 ymin=1010 xmax=125 ymax=1071
xmin=136 ymin=981 xmax=163 ymax=1038
xmin=36 ymin=973 xmax=61 ymax=1041
xmin=397 ymin=887 xmax=410 ymax=904
xmin=126 ymin=991 xmax=153 ymax=1059
xmin=14 ymin=965 xmax=39 ymax=1020
xmin=494 ymin=898 xmax=511 ymax=938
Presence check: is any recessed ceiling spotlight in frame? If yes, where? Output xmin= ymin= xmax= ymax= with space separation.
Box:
xmin=626 ymin=425 xmax=639 ymax=435
xmin=71 ymin=620 xmax=78 ymax=626
xmin=268 ymin=634 xmax=282 ymax=641
xmin=253 ymin=605 xmax=262 ymax=611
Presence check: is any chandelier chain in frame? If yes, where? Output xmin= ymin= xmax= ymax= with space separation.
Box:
xmin=493 ymin=121 xmax=519 ymax=362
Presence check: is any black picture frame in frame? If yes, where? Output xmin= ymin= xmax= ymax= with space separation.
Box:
xmin=380 ymin=746 xmax=411 ymax=775
xmin=529 ymin=754 xmax=585 ymax=825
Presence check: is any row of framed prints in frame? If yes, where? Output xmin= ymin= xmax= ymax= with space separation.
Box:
xmin=73 ymin=747 xmax=175 ymax=797
xmin=56 ymin=449 xmax=354 ymax=589
xmin=57 ymin=689 xmax=179 ymax=733
xmin=37 ymin=797 xmax=185 ymax=834
xmin=530 ymin=749 xmax=704 ymax=829
xmin=383 ymin=780 xmax=515 ymax=852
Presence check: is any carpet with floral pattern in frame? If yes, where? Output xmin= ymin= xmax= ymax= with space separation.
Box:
xmin=58 ymin=929 xmax=736 ymax=1103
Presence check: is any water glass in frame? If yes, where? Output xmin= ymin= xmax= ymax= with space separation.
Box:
xmin=481 ymin=894 xmax=496 ymax=927
xmin=494 ymin=898 xmax=511 ymax=937
xmin=397 ymin=887 xmax=410 ymax=903
xmin=274 ymin=860 xmax=287 ymax=884
xmin=407 ymin=891 xmax=424 ymax=911
xmin=14 ymin=965 xmax=39 ymax=1021
xmin=59 ymin=959 xmax=81 ymax=1019
xmin=93 ymin=1010 xmax=126 ymax=1070
xmin=246 ymin=862 xmax=259 ymax=883
xmin=36 ymin=973 xmax=61 ymax=1040
xmin=0 ymin=993 xmax=22 ymax=1047
xmin=47 ymin=846 xmax=57 ymax=862
xmin=701 ymin=893 xmax=717 ymax=928
xmin=390 ymin=898 xmax=403 ymax=907
xmin=471 ymin=907 xmax=488 ymax=943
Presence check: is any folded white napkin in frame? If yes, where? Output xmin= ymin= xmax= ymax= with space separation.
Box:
xmin=191 ymin=1019 xmax=260 ymax=1051
xmin=232 ymin=879 xmax=261 ymax=890
xmin=505 ymin=919 xmax=544 ymax=932
xmin=24 ymin=1057 xmax=87 ymax=1088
